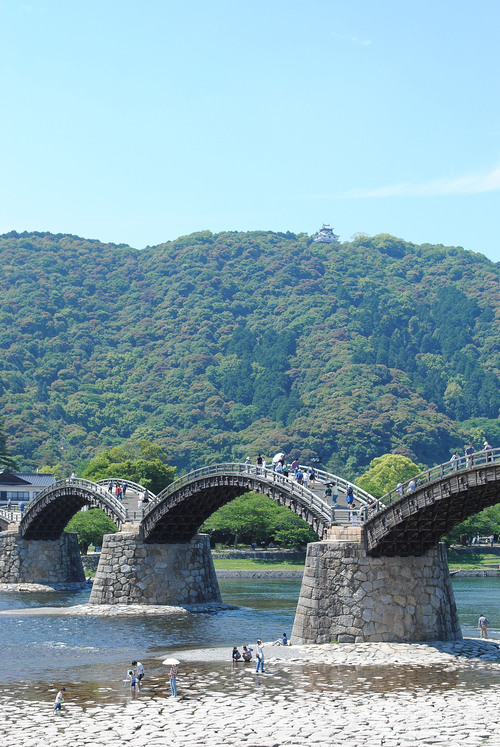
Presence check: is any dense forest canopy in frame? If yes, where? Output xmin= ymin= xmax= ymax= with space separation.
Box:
xmin=0 ymin=229 xmax=499 ymax=481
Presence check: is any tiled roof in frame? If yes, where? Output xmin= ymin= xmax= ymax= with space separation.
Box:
xmin=10 ymin=472 xmax=56 ymax=487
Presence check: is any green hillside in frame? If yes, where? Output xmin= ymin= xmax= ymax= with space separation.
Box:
xmin=1 ymin=229 xmax=499 ymax=480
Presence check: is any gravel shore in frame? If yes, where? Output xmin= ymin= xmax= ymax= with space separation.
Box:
xmin=2 ymin=639 xmax=500 ymax=746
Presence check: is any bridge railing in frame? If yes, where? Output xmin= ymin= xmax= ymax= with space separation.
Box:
xmin=0 ymin=508 xmax=22 ymax=523
xmin=20 ymin=477 xmax=128 ymax=521
xmin=142 ymin=462 xmax=333 ymax=523
xmin=366 ymin=446 xmax=500 ymax=519
xmin=298 ymin=465 xmax=376 ymax=507
xmin=95 ymin=478 xmax=157 ymax=499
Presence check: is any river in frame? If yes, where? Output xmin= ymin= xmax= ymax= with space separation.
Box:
xmin=0 ymin=577 xmax=498 ymax=703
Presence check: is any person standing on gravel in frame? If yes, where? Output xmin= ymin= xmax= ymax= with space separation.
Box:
xmin=478 ymin=614 xmax=489 ymax=638
xmin=169 ymin=664 xmax=178 ymax=697
xmin=53 ymin=687 xmax=66 ymax=715
xmin=255 ymin=639 xmax=265 ymax=673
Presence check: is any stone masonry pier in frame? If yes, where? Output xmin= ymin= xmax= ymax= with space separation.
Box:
xmin=292 ymin=527 xmax=462 ymax=643
xmin=0 ymin=530 xmax=85 ymax=588
xmin=89 ymin=530 xmax=221 ymax=605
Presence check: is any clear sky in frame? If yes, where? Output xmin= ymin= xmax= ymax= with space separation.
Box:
xmin=1 ymin=0 xmax=499 ymax=262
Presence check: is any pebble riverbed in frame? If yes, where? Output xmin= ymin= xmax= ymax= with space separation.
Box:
xmin=2 ymin=639 xmax=500 ymax=746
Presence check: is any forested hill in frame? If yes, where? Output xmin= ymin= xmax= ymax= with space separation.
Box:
xmin=1 ymin=229 xmax=499 ymax=479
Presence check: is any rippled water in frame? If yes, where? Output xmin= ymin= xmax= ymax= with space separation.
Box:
xmin=0 ymin=576 xmax=499 ymax=704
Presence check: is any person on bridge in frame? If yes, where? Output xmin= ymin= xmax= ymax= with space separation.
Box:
xmin=478 ymin=614 xmax=489 ymax=638
xmin=256 ymin=454 xmax=263 ymax=474
xmin=333 ymin=483 xmax=339 ymax=505
xmin=450 ymin=451 xmax=460 ymax=470
xmin=346 ymin=486 xmax=354 ymax=507
xmin=483 ymin=440 xmax=493 ymax=462
xmin=465 ymin=443 xmax=474 ymax=468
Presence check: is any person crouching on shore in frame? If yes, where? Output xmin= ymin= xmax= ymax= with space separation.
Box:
xmin=242 ymin=645 xmax=253 ymax=661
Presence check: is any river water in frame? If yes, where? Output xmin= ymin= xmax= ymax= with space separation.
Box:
xmin=0 ymin=577 xmax=498 ymax=704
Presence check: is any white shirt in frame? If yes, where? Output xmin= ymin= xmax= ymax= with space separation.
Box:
xmin=135 ymin=662 xmax=145 ymax=677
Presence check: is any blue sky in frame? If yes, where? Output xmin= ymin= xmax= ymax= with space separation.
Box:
xmin=1 ymin=0 xmax=499 ymax=262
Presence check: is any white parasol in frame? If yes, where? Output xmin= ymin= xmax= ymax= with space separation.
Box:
xmin=272 ymin=452 xmax=285 ymax=463
xmin=162 ymin=657 xmax=180 ymax=666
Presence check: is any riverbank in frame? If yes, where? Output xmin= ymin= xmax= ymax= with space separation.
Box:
xmin=2 ymin=639 xmax=500 ymax=746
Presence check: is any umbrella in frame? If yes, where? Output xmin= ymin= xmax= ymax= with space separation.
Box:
xmin=272 ymin=452 xmax=285 ymax=463
xmin=162 ymin=657 xmax=180 ymax=666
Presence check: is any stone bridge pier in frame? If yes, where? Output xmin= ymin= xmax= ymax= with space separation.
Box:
xmin=89 ymin=529 xmax=221 ymax=605
xmin=292 ymin=527 xmax=462 ymax=643
xmin=0 ymin=530 xmax=86 ymax=588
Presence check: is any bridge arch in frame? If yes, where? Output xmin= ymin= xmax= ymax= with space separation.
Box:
xmin=364 ymin=449 xmax=500 ymax=556
xmin=141 ymin=463 xmax=335 ymax=543
xmin=19 ymin=478 xmax=128 ymax=540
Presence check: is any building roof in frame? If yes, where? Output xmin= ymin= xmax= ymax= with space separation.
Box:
xmin=0 ymin=470 xmax=56 ymax=487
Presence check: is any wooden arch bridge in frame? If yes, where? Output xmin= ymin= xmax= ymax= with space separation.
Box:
xmin=0 ymin=450 xmax=498 ymax=554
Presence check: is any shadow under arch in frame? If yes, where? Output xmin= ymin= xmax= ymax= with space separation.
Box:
xmin=19 ymin=479 xmax=128 ymax=540
xmin=142 ymin=465 xmax=332 ymax=543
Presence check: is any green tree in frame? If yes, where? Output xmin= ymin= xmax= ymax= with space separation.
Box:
xmin=39 ymin=464 xmax=63 ymax=480
xmin=444 ymin=505 xmax=500 ymax=545
xmin=200 ymin=492 xmax=318 ymax=548
xmin=273 ymin=511 xmax=318 ymax=547
xmin=357 ymin=454 xmax=422 ymax=499
xmin=0 ymin=420 xmax=17 ymax=470
xmin=65 ymin=508 xmax=118 ymax=554
xmin=80 ymin=441 xmax=176 ymax=494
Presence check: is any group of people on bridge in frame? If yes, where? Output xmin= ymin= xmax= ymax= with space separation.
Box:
xmin=245 ymin=454 xmax=318 ymax=488
xmin=450 ymin=440 xmax=494 ymax=470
